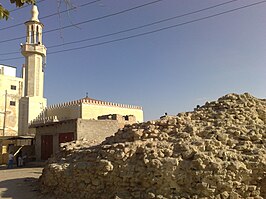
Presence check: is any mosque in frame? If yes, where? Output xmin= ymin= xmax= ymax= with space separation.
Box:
xmin=0 ymin=5 xmax=143 ymax=161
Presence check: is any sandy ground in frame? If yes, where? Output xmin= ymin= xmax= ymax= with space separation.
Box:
xmin=0 ymin=165 xmax=53 ymax=199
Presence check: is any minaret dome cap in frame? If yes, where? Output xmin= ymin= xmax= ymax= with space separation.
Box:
xmin=31 ymin=5 xmax=39 ymax=22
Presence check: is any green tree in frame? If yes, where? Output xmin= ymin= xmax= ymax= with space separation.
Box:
xmin=0 ymin=0 xmax=36 ymax=20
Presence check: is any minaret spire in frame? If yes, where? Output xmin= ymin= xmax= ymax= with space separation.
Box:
xmin=31 ymin=4 xmax=39 ymax=22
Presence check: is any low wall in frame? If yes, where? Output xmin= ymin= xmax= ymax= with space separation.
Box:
xmin=35 ymin=119 xmax=122 ymax=161
xmin=77 ymin=119 xmax=120 ymax=143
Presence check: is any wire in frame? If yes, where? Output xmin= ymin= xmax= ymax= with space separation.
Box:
xmin=49 ymin=0 xmax=266 ymax=54
xmin=0 ymin=0 xmax=101 ymax=31
xmin=42 ymin=0 xmax=101 ymax=20
xmin=0 ymin=0 xmax=240 ymax=55
xmin=9 ymin=0 xmax=46 ymax=13
xmin=0 ymin=51 xmax=20 ymax=56
xmin=44 ymin=0 xmax=166 ymax=33
xmin=48 ymin=0 xmax=240 ymax=48
xmin=0 ymin=57 xmax=22 ymax=61
xmin=0 ymin=0 xmax=165 ymax=43
xmin=1 ymin=0 xmax=266 ymax=61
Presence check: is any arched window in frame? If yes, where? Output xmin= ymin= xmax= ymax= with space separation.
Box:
xmin=28 ymin=26 xmax=31 ymax=43
xmin=31 ymin=25 xmax=34 ymax=43
xmin=36 ymin=25 xmax=39 ymax=43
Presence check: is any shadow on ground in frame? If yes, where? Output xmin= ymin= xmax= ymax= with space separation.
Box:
xmin=0 ymin=162 xmax=46 ymax=171
xmin=0 ymin=177 xmax=41 ymax=199
xmin=0 ymin=165 xmax=55 ymax=199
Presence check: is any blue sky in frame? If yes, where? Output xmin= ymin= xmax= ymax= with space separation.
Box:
xmin=0 ymin=0 xmax=266 ymax=121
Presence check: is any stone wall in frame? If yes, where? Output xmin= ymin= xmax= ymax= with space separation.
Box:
xmin=98 ymin=114 xmax=137 ymax=127
xmin=40 ymin=93 xmax=266 ymax=199
xmin=35 ymin=119 xmax=123 ymax=160
xmin=77 ymin=119 xmax=121 ymax=142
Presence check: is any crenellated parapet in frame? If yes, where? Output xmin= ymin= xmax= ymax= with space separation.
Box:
xmin=29 ymin=97 xmax=144 ymax=125
xmin=46 ymin=100 xmax=80 ymax=111
xmin=81 ymin=98 xmax=142 ymax=110
xmin=46 ymin=97 xmax=142 ymax=111
xmin=30 ymin=115 xmax=59 ymax=125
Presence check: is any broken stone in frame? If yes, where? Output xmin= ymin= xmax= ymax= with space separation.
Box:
xmin=40 ymin=93 xmax=266 ymax=199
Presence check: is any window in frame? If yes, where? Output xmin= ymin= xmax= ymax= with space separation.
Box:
xmin=124 ymin=116 xmax=129 ymax=121
xmin=10 ymin=101 xmax=16 ymax=106
xmin=11 ymin=85 xmax=16 ymax=90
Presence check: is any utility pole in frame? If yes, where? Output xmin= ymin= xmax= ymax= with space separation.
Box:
xmin=3 ymin=90 xmax=7 ymax=136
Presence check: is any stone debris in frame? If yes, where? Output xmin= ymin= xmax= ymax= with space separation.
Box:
xmin=39 ymin=93 xmax=266 ymax=199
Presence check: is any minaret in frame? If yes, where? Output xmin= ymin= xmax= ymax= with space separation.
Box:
xmin=22 ymin=4 xmax=46 ymax=97
xmin=18 ymin=5 xmax=47 ymax=135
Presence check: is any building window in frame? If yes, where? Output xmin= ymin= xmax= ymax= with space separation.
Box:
xmin=11 ymin=85 xmax=16 ymax=90
xmin=10 ymin=101 xmax=16 ymax=106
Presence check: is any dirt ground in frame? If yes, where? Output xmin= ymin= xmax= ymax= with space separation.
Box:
xmin=0 ymin=164 xmax=54 ymax=199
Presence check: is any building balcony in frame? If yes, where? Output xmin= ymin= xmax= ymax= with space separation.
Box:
xmin=21 ymin=44 xmax=46 ymax=56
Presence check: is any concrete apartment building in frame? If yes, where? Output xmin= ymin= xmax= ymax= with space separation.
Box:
xmin=0 ymin=65 xmax=23 ymax=136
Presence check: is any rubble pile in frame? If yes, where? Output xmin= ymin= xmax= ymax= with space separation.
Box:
xmin=40 ymin=93 xmax=266 ymax=199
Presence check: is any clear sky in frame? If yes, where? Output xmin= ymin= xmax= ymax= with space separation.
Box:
xmin=0 ymin=0 xmax=265 ymax=121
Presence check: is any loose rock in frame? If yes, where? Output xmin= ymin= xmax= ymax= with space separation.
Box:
xmin=40 ymin=93 xmax=266 ymax=199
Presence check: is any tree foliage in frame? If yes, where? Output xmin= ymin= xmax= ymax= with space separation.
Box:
xmin=0 ymin=0 xmax=35 ymax=20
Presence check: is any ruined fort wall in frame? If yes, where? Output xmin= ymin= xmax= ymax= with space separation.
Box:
xmin=40 ymin=93 xmax=266 ymax=199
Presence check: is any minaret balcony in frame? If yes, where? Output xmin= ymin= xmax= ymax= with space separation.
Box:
xmin=21 ymin=43 xmax=46 ymax=56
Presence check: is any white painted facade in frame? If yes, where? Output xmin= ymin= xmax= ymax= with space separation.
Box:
xmin=0 ymin=65 xmax=23 ymax=136
xmin=0 ymin=65 xmax=17 ymax=77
